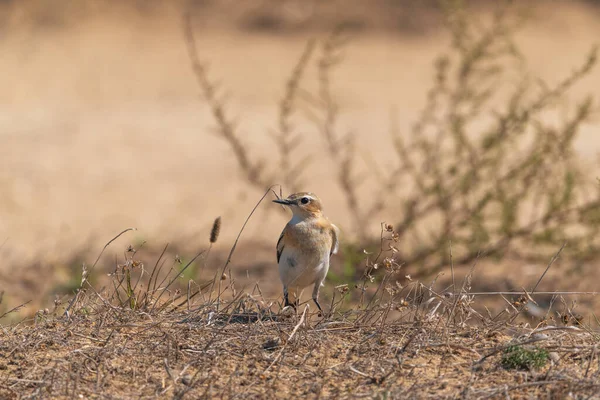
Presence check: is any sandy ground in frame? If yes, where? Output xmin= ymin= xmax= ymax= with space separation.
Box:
xmin=1 ymin=1 xmax=600 ymax=313
xmin=4 ymin=309 xmax=599 ymax=399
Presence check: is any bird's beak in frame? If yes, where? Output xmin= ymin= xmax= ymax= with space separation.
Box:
xmin=273 ymin=198 xmax=293 ymax=205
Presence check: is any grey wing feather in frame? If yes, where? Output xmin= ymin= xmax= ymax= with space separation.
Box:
xmin=276 ymin=230 xmax=285 ymax=263
xmin=330 ymin=224 xmax=340 ymax=255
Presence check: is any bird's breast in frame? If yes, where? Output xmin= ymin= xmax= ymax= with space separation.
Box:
xmin=283 ymin=220 xmax=333 ymax=256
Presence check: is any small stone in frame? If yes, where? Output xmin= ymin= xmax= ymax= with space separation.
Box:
xmin=530 ymin=333 xmax=549 ymax=341
xmin=181 ymin=375 xmax=192 ymax=386
xmin=263 ymin=337 xmax=280 ymax=351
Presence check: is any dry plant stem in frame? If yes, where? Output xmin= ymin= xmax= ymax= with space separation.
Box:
xmin=531 ymin=241 xmax=566 ymax=294
xmin=152 ymin=255 xmax=171 ymax=296
xmin=445 ymin=255 xmax=480 ymax=327
xmin=314 ymin=27 xmax=366 ymax=241
xmin=498 ymin=243 xmax=567 ymax=327
xmin=464 ymin=291 xmax=600 ymax=296
xmin=151 ymin=249 xmax=205 ymax=313
xmin=274 ymin=39 xmax=316 ymax=191
xmin=196 ymin=216 xmax=221 ymax=283
xmin=198 ymin=243 xmax=213 ymax=281
xmin=63 ymin=228 xmax=136 ymax=318
xmin=0 ymin=237 xmax=8 ymax=252
xmin=153 ymin=259 xmax=181 ymax=299
xmin=358 ymin=223 xmax=387 ymax=307
xmin=448 ymin=240 xmax=456 ymax=294
xmin=0 ymin=301 xmax=31 ymax=321
xmin=129 ymin=243 xmax=147 ymax=295
xmin=90 ymin=228 xmax=137 ymax=273
xmin=183 ymin=13 xmax=265 ymax=189
xmin=143 ymin=243 xmax=169 ymax=308
xmin=170 ymin=281 xmax=214 ymax=312
xmin=264 ymin=304 xmax=309 ymax=374
xmin=211 ymin=185 xmax=281 ymax=310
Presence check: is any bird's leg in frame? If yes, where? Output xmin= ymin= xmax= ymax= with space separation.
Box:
xmin=313 ymin=298 xmax=323 ymax=312
xmin=312 ymin=282 xmax=323 ymax=313
xmin=283 ymin=287 xmax=295 ymax=309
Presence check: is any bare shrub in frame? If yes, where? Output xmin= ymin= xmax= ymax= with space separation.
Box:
xmin=184 ymin=1 xmax=599 ymax=276
xmin=385 ymin=1 xmax=599 ymax=273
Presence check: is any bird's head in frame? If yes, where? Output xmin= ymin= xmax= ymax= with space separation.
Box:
xmin=273 ymin=192 xmax=324 ymax=218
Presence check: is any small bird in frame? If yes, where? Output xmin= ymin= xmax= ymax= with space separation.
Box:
xmin=273 ymin=192 xmax=339 ymax=312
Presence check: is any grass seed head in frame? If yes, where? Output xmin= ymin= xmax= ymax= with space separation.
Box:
xmin=210 ymin=216 xmax=222 ymax=244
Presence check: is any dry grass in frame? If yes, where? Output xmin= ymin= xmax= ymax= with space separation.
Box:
xmin=3 ymin=252 xmax=600 ymax=398
xmin=3 ymin=211 xmax=600 ymax=398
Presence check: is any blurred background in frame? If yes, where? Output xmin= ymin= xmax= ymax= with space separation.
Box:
xmin=1 ymin=0 xmax=600 ymax=319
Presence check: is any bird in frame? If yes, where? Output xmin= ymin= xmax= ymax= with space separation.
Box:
xmin=273 ymin=192 xmax=339 ymax=312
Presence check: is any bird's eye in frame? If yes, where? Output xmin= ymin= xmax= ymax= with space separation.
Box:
xmin=300 ymin=197 xmax=310 ymax=205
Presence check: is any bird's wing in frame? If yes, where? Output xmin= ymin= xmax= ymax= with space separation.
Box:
xmin=276 ymin=229 xmax=285 ymax=264
xmin=330 ymin=223 xmax=340 ymax=255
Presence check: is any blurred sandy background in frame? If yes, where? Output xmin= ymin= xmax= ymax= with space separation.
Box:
xmin=1 ymin=0 xmax=600 ymax=313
